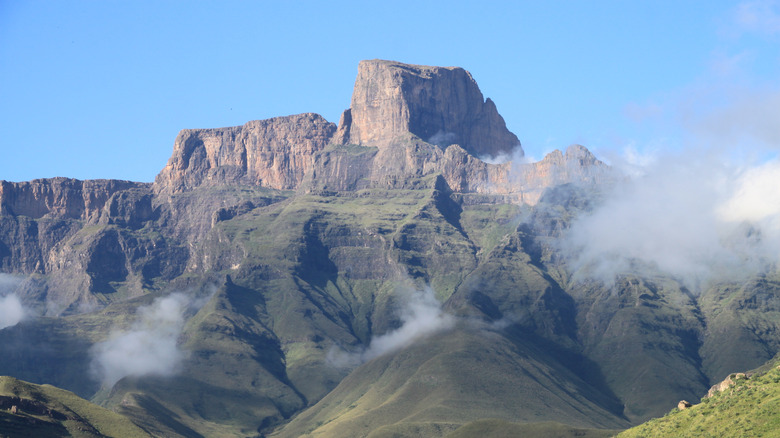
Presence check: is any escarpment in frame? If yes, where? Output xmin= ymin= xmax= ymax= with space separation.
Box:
xmin=154 ymin=113 xmax=337 ymax=193
xmin=333 ymin=59 xmax=522 ymax=158
xmin=0 ymin=178 xmax=147 ymax=222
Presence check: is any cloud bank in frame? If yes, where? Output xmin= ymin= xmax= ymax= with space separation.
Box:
xmin=564 ymin=151 xmax=780 ymax=289
xmin=328 ymin=285 xmax=454 ymax=367
xmin=90 ymin=293 xmax=190 ymax=386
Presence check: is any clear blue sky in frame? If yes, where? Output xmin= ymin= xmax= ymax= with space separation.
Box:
xmin=2 ymin=1 xmax=779 ymax=182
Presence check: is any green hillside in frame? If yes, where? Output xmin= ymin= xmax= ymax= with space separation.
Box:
xmin=0 ymin=376 xmax=149 ymax=438
xmin=617 ymin=359 xmax=780 ymax=437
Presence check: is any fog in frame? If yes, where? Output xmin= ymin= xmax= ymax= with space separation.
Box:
xmin=328 ymin=285 xmax=454 ymax=367
xmin=564 ymin=150 xmax=780 ymax=289
xmin=90 ymin=293 xmax=190 ymax=386
xmin=0 ymin=274 xmax=25 ymax=329
xmin=0 ymin=294 xmax=25 ymax=330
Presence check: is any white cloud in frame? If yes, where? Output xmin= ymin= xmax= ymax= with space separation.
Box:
xmin=328 ymin=285 xmax=454 ymax=367
xmin=90 ymin=293 xmax=190 ymax=386
xmin=564 ymin=151 xmax=780 ymax=289
xmin=0 ymin=274 xmax=25 ymax=329
xmin=0 ymin=294 xmax=25 ymax=330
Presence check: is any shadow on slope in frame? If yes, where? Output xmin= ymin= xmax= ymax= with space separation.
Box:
xmin=271 ymin=325 xmax=630 ymax=438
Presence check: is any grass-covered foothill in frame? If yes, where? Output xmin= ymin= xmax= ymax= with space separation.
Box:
xmin=445 ymin=419 xmax=621 ymax=438
xmin=0 ymin=376 xmax=149 ymax=438
xmin=617 ymin=363 xmax=780 ymax=437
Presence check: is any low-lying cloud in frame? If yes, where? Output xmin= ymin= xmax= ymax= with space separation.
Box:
xmin=428 ymin=130 xmax=458 ymax=147
xmin=0 ymin=274 xmax=26 ymax=329
xmin=328 ymin=285 xmax=454 ymax=367
xmin=90 ymin=293 xmax=190 ymax=386
xmin=0 ymin=294 xmax=25 ymax=330
xmin=564 ymin=150 xmax=780 ymax=289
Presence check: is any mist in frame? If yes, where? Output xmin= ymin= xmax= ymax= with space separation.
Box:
xmin=0 ymin=294 xmax=25 ymax=330
xmin=328 ymin=285 xmax=454 ymax=367
xmin=564 ymin=150 xmax=780 ymax=289
xmin=0 ymin=274 xmax=25 ymax=329
xmin=90 ymin=293 xmax=190 ymax=386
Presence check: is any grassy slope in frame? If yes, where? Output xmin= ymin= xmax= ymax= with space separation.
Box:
xmin=617 ymin=361 xmax=780 ymax=437
xmin=445 ymin=419 xmax=620 ymax=438
xmin=272 ymin=327 xmax=629 ymax=438
xmin=0 ymin=376 xmax=149 ymax=438
xmin=3 ymin=158 xmax=780 ymax=437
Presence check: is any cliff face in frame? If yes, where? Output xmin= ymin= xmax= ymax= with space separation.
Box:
xmin=154 ymin=113 xmax=336 ymax=193
xmin=0 ymin=178 xmax=146 ymax=222
xmin=151 ymin=61 xmax=602 ymax=203
xmin=334 ymin=59 xmax=521 ymax=158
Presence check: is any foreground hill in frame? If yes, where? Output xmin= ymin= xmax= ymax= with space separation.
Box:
xmin=0 ymin=376 xmax=148 ymax=437
xmin=618 ymin=355 xmax=780 ymax=437
xmin=0 ymin=60 xmax=777 ymax=437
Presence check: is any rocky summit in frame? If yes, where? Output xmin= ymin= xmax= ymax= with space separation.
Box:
xmin=334 ymin=59 xmax=521 ymax=158
xmin=0 ymin=60 xmax=778 ymax=438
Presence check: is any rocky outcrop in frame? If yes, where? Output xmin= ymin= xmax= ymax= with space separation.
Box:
xmin=706 ymin=373 xmax=748 ymax=398
xmin=154 ymin=113 xmax=336 ymax=193
xmin=151 ymin=61 xmax=605 ymax=204
xmin=0 ymin=178 xmax=146 ymax=222
xmin=302 ymin=140 xmax=609 ymax=205
xmin=334 ymin=59 xmax=521 ymax=158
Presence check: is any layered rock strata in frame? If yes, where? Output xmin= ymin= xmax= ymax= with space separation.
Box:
xmin=154 ymin=113 xmax=336 ymax=193
xmin=333 ymin=59 xmax=521 ymax=158
xmin=0 ymin=178 xmax=146 ymax=222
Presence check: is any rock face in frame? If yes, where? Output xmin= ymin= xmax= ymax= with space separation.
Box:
xmin=0 ymin=178 xmax=145 ymax=222
xmin=334 ymin=59 xmax=521 ymax=158
xmin=706 ymin=373 xmax=748 ymax=398
xmin=154 ymin=113 xmax=336 ymax=193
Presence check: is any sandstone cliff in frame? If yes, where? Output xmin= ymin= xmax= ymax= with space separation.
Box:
xmin=154 ymin=113 xmax=336 ymax=193
xmin=0 ymin=178 xmax=146 ymax=223
xmin=333 ymin=59 xmax=521 ymax=158
xmin=150 ymin=60 xmax=606 ymax=204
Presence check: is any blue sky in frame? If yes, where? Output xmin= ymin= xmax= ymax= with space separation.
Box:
xmin=2 ymin=1 xmax=780 ymax=182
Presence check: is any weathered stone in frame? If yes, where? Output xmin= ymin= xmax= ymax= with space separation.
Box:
xmin=335 ymin=59 xmax=521 ymax=158
xmin=154 ymin=113 xmax=336 ymax=193
xmin=677 ymin=400 xmax=692 ymax=410
xmin=0 ymin=178 xmax=146 ymax=222
xmin=706 ymin=372 xmax=747 ymax=398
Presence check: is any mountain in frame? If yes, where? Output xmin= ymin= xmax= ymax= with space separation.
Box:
xmin=0 ymin=59 xmax=777 ymax=437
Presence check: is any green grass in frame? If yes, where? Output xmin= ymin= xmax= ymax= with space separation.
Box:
xmin=445 ymin=419 xmax=621 ymax=438
xmin=271 ymin=327 xmax=629 ymax=438
xmin=617 ymin=363 xmax=780 ymax=437
xmin=0 ymin=376 xmax=149 ymax=438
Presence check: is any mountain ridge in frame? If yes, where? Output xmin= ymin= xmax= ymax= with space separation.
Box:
xmin=0 ymin=60 xmax=777 ymax=438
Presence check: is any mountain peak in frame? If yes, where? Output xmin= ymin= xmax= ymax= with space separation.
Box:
xmin=334 ymin=59 xmax=522 ymax=158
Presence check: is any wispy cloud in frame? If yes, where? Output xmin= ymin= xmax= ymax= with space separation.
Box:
xmin=90 ymin=293 xmax=191 ymax=386
xmin=0 ymin=274 xmax=25 ymax=329
xmin=328 ymin=285 xmax=454 ymax=367
xmin=735 ymin=0 xmax=780 ymax=35
xmin=0 ymin=294 xmax=25 ymax=330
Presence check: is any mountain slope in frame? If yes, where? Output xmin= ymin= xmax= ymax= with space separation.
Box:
xmin=0 ymin=376 xmax=149 ymax=438
xmin=617 ymin=356 xmax=780 ymax=437
xmin=0 ymin=60 xmax=778 ymax=437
